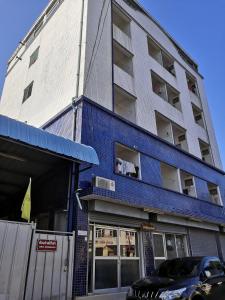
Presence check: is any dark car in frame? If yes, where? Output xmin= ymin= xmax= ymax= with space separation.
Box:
xmin=127 ymin=256 xmax=225 ymax=300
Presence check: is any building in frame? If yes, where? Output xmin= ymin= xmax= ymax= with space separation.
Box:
xmin=1 ymin=0 xmax=225 ymax=298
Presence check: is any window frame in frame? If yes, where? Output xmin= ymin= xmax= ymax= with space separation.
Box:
xmin=29 ymin=46 xmax=40 ymax=68
xmin=89 ymin=224 xmax=141 ymax=293
xmin=152 ymin=232 xmax=189 ymax=269
xmin=115 ymin=142 xmax=141 ymax=180
xmin=22 ymin=81 xmax=34 ymax=103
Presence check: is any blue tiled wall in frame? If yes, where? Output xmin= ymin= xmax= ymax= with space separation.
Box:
xmin=195 ymin=178 xmax=211 ymax=202
xmin=78 ymin=98 xmax=225 ymax=225
xmin=43 ymin=98 xmax=225 ymax=296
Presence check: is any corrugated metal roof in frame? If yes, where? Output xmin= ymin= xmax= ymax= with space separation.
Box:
xmin=0 ymin=114 xmax=99 ymax=165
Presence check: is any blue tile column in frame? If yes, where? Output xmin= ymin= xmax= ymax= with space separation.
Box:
xmin=143 ymin=232 xmax=155 ymax=276
xmin=73 ymin=200 xmax=89 ymax=296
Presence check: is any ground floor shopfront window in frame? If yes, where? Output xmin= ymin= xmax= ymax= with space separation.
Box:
xmin=153 ymin=232 xmax=189 ymax=268
xmin=88 ymin=225 xmax=140 ymax=292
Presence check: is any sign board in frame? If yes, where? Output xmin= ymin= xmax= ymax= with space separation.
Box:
xmin=36 ymin=239 xmax=57 ymax=252
xmin=78 ymin=230 xmax=88 ymax=236
xmin=141 ymin=223 xmax=155 ymax=231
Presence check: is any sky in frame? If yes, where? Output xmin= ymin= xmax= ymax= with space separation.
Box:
xmin=0 ymin=0 xmax=224 ymax=167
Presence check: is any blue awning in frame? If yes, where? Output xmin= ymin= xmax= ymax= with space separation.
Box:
xmin=0 ymin=114 xmax=99 ymax=165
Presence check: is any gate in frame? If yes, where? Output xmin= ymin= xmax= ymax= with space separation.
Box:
xmin=25 ymin=230 xmax=75 ymax=300
xmin=0 ymin=221 xmax=75 ymax=300
xmin=0 ymin=221 xmax=33 ymax=300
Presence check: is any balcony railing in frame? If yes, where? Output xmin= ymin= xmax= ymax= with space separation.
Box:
xmin=114 ymin=64 xmax=135 ymax=96
xmin=113 ymin=24 xmax=132 ymax=53
xmin=189 ymin=90 xmax=201 ymax=108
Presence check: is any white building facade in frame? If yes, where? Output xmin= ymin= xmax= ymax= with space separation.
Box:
xmin=0 ymin=0 xmax=222 ymax=169
xmin=1 ymin=0 xmax=225 ymax=299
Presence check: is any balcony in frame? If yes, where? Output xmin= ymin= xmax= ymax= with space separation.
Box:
xmin=151 ymin=72 xmax=181 ymax=111
xmin=161 ymin=163 xmax=180 ymax=193
xmin=112 ymin=6 xmax=132 ymax=52
xmin=199 ymin=139 xmax=213 ymax=165
xmin=155 ymin=112 xmax=188 ymax=152
xmin=113 ymin=24 xmax=132 ymax=53
xmin=189 ymin=90 xmax=202 ymax=108
xmin=115 ymin=143 xmax=141 ymax=179
xmin=172 ymin=123 xmax=188 ymax=152
xmin=113 ymin=42 xmax=135 ymax=95
xmin=187 ymin=72 xmax=202 ymax=107
xmin=114 ymin=86 xmax=136 ymax=123
xmin=180 ymin=171 xmax=196 ymax=197
xmin=192 ymin=104 xmax=205 ymax=128
xmin=148 ymin=37 xmax=176 ymax=77
xmin=155 ymin=113 xmax=173 ymax=144
xmin=114 ymin=65 xmax=135 ymax=96
xmin=207 ymin=183 xmax=222 ymax=205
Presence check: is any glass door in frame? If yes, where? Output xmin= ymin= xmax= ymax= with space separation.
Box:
xmin=89 ymin=225 xmax=140 ymax=292
xmin=94 ymin=226 xmax=118 ymax=290
xmin=119 ymin=229 xmax=140 ymax=287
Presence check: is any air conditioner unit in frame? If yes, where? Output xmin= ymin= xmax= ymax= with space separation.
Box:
xmin=178 ymin=134 xmax=186 ymax=142
xmin=210 ymin=188 xmax=218 ymax=196
xmin=183 ymin=185 xmax=195 ymax=196
xmin=195 ymin=114 xmax=202 ymax=122
xmin=93 ymin=176 xmax=116 ymax=192
xmin=172 ymin=97 xmax=179 ymax=104
xmin=202 ymin=149 xmax=210 ymax=156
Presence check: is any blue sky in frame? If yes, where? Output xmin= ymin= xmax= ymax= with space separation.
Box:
xmin=0 ymin=0 xmax=225 ymax=167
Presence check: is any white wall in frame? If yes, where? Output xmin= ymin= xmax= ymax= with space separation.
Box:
xmin=0 ymin=0 xmax=222 ymax=169
xmin=0 ymin=0 xmax=85 ymax=127
xmin=83 ymin=0 xmax=113 ymax=110
xmin=113 ymin=0 xmax=222 ymax=169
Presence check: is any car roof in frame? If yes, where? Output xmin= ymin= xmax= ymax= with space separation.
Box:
xmin=164 ymin=256 xmax=219 ymax=263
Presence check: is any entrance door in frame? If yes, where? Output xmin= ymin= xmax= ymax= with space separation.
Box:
xmin=89 ymin=225 xmax=140 ymax=293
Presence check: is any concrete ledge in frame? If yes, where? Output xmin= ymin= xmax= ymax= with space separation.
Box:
xmin=75 ymin=292 xmax=127 ymax=300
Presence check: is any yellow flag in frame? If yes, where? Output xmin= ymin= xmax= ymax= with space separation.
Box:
xmin=21 ymin=178 xmax=31 ymax=222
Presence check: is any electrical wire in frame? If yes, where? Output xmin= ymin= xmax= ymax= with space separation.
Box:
xmin=84 ymin=0 xmax=111 ymax=93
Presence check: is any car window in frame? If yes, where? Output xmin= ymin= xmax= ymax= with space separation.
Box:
xmin=157 ymin=259 xmax=201 ymax=279
xmin=204 ymin=260 xmax=225 ymax=277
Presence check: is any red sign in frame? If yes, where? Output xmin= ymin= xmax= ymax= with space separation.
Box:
xmin=36 ymin=239 xmax=57 ymax=252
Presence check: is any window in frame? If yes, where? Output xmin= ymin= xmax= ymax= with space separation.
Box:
xmin=160 ymin=163 xmax=180 ymax=192
xmin=22 ymin=81 xmax=34 ymax=103
xmin=199 ymin=139 xmax=213 ymax=165
xmin=153 ymin=233 xmax=189 ymax=268
xmin=177 ymin=48 xmax=198 ymax=72
xmin=113 ymin=42 xmax=133 ymax=76
xmin=114 ymin=85 xmax=136 ymax=123
xmin=192 ymin=104 xmax=205 ymax=128
xmin=112 ymin=6 xmax=131 ymax=37
xmin=155 ymin=112 xmax=188 ymax=151
xmin=207 ymin=183 xmax=222 ymax=205
xmin=151 ymin=72 xmax=181 ymax=111
xmin=172 ymin=123 xmax=188 ymax=151
xmin=204 ymin=259 xmax=225 ymax=277
xmin=186 ymin=72 xmax=199 ymax=97
xmin=29 ymin=47 xmax=39 ymax=67
xmin=115 ymin=143 xmax=141 ymax=179
xmin=180 ymin=170 xmax=196 ymax=197
xmin=155 ymin=113 xmax=173 ymax=144
xmin=89 ymin=225 xmax=140 ymax=291
xmin=148 ymin=37 xmax=175 ymax=76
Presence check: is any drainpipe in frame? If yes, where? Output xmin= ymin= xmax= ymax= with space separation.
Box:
xmin=67 ymin=0 xmax=85 ymax=232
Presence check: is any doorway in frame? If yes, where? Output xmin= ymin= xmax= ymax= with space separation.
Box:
xmin=88 ymin=224 xmax=140 ymax=293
